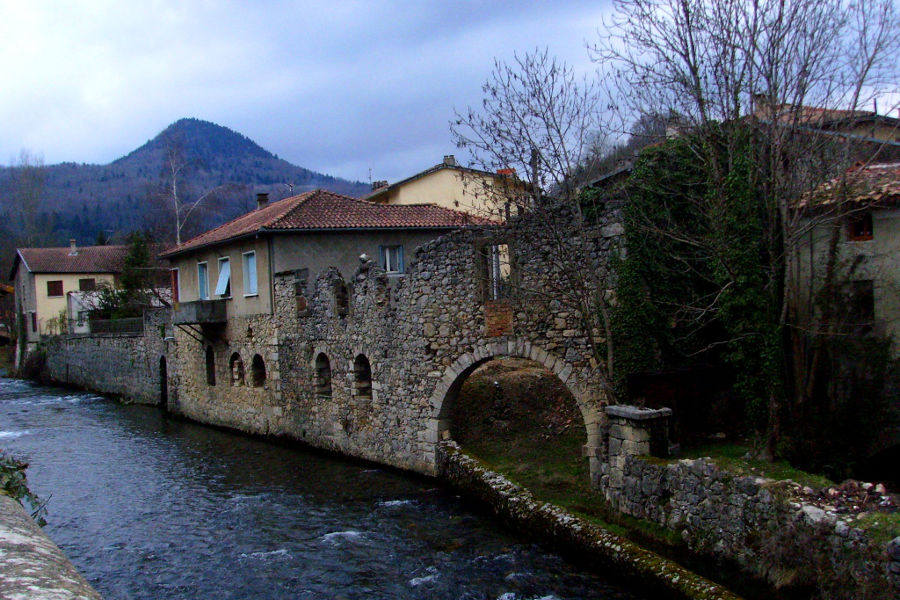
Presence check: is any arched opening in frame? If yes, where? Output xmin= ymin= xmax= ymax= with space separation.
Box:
xmin=353 ymin=354 xmax=372 ymax=400
xmin=229 ymin=352 xmax=245 ymax=386
xmin=315 ymin=353 xmax=332 ymax=398
xmin=205 ymin=346 xmax=216 ymax=386
xmin=444 ymin=356 xmax=592 ymax=496
xmin=333 ymin=280 xmax=349 ymax=318
xmin=250 ymin=354 xmax=266 ymax=387
xmin=159 ymin=356 xmax=168 ymax=407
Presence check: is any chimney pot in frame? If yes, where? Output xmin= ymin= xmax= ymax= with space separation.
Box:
xmin=69 ymin=239 xmax=77 ymax=256
xmin=443 ymin=155 xmax=457 ymax=167
xmin=256 ymin=192 xmax=269 ymax=210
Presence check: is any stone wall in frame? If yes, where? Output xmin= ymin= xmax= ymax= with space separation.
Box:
xmin=601 ymin=405 xmax=898 ymax=598
xmin=43 ymin=308 xmax=173 ymax=405
xmin=0 ymin=495 xmax=101 ymax=599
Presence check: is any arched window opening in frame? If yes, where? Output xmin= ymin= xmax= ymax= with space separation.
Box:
xmin=251 ymin=354 xmax=266 ymax=387
xmin=205 ymin=346 xmax=216 ymax=386
xmin=315 ymin=353 xmax=332 ymax=397
xmin=229 ymin=352 xmax=245 ymax=386
xmin=333 ymin=280 xmax=349 ymax=318
xmin=353 ymin=354 xmax=372 ymax=400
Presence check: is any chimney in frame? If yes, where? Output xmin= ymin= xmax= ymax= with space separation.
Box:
xmin=372 ymin=180 xmax=389 ymax=191
xmin=256 ymin=192 xmax=269 ymax=210
xmin=69 ymin=239 xmax=78 ymax=256
xmin=443 ymin=155 xmax=457 ymax=167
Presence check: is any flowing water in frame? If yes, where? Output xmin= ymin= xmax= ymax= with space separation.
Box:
xmin=0 ymin=377 xmax=647 ymax=600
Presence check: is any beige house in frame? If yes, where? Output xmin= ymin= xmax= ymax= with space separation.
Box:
xmin=10 ymin=241 xmax=128 ymax=346
xmin=159 ymin=189 xmax=494 ymax=321
xmin=796 ymin=163 xmax=900 ymax=341
xmin=366 ymin=155 xmax=525 ymax=220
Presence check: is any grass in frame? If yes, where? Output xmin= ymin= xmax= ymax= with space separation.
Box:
xmin=679 ymin=442 xmax=835 ymax=489
xmin=854 ymin=511 xmax=900 ymax=546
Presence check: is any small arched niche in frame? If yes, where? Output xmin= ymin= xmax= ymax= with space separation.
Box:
xmin=205 ymin=346 xmax=216 ymax=386
xmin=353 ymin=354 xmax=372 ymax=400
xmin=315 ymin=353 xmax=332 ymax=398
xmin=250 ymin=354 xmax=266 ymax=387
xmin=229 ymin=352 xmax=245 ymax=386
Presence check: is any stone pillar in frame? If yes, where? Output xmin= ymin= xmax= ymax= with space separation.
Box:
xmin=601 ymin=405 xmax=673 ymax=508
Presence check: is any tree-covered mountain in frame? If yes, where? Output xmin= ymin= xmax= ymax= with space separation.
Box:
xmin=0 ymin=118 xmax=369 ymax=252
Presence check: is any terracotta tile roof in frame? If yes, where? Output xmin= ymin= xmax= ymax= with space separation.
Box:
xmin=14 ymin=244 xmax=130 ymax=275
xmin=800 ymin=162 xmax=900 ymax=210
xmin=161 ymin=189 xmax=494 ymax=257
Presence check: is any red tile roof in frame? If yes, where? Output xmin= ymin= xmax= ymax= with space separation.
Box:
xmin=13 ymin=244 xmax=130 ymax=276
xmin=800 ymin=162 xmax=900 ymax=210
xmin=161 ymin=189 xmax=494 ymax=257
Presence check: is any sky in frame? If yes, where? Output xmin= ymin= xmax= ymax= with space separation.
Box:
xmin=0 ymin=1 xmax=611 ymax=183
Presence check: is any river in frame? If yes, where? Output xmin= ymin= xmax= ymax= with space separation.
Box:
xmin=0 ymin=377 xmax=648 ymax=600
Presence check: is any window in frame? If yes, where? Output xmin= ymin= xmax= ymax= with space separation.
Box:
xmin=250 ymin=354 xmax=266 ymax=387
xmin=229 ymin=352 xmax=245 ymax=386
xmin=198 ymin=262 xmax=209 ymax=300
xmin=848 ymin=212 xmax=873 ymax=241
xmin=242 ymin=251 xmax=258 ymax=296
xmin=77 ymin=311 xmax=87 ymax=326
xmin=480 ymin=243 xmax=512 ymax=301
xmin=353 ymin=354 xmax=372 ymax=400
xmin=78 ymin=278 xmax=96 ymax=292
xmin=170 ymin=269 xmax=180 ymax=303
xmin=205 ymin=346 xmax=216 ymax=386
xmin=379 ymin=245 xmax=404 ymax=274
xmin=47 ymin=280 xmax=63 ymax=297
xmin=315 ymin=353 xmax=332 ymax=398
xmin=30 ymin=312 xmax=36 ymax=332
xmin=215 ymin=257 xmax=231 ymax=297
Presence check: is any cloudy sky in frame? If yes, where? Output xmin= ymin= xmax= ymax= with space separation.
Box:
xmin=0 ymin=1 xmax=610 ymax=183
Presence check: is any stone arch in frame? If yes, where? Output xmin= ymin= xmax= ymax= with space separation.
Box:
xmin=428 ymin=337 xmax=606 ymax=482
xmin=314 ymin=352 xmax=332 ymax=398
xmin=205 ymin=346 xmax=216 ymax=386
xmin=353 ymin=354 xmax=372 ymax=400
xmin=250 ymin=354 xmax=266 ymax=387
xmin=229 ymin=352 xmax=245 ymax=386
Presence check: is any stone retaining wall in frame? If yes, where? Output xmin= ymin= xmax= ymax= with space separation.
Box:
xmin=43 ymin=309 xmax=172 ymax=405
xmin=0 ymin=495 xmax=101 ymax=599
xmin=601 ymin=406 xmax=898 ymax=598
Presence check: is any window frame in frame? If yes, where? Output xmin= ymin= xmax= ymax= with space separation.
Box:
xmin=197 ymin=262 xmax=209 ymax=300
xmin=170 ymin=268 xmax=180 ymax=303
xmin=78 ymin=278 xmax=96 ymax=292
xmin=46 ymin=280 xmax=64 ymax=297
xmin=215 ymin=256 xmax=231 ymax=298
xmin=379 ymin=244 xmax=405 ymax=274
xmin=847 ymin=212 xmax=873 ymax=242
xmin=242 ymin=251 xmax=258 ymax=297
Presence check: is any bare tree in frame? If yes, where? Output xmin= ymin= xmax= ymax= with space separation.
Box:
xmin=9 ymin=150 xmax=46 ymax=247
xmin=158 ymin=133 xmax=244 ymax=245
xmin=592 ymin=0 xmax=900 ymax=455
xmin=451 ymin=48 xmax=622 ymax=401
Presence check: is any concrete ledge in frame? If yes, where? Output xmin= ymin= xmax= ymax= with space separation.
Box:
xmin=0 ymin=495 xmax=101 ymax=599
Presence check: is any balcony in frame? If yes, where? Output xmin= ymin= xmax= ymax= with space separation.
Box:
xmin=173 ymin=299 xmax=227 ymax=325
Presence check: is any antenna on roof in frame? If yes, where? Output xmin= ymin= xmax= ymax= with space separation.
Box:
xmin=368 ymin=167 xmax=372 ymax=186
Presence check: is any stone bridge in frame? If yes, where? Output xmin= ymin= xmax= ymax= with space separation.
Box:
xmin=168 ymin=207 xmax=622 ymax=482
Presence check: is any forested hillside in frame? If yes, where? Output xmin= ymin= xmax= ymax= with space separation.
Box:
xmin=0 ymin=118 xmax=369 ymax=275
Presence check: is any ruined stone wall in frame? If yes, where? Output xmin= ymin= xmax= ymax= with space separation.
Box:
xmin=601 ymin=406 xmax=898 ymax=597
xmin=43 ymin=308 xmax=172 ymax=405
xmin=269 ymin=203 xmax=623 ymax=477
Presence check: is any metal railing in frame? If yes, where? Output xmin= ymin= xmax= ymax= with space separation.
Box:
xmin=85 ymin=317 xmax=144 ymax=334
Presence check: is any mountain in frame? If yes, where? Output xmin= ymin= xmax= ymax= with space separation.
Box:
xmin=0 ymin=118 xmax=369 ymax=248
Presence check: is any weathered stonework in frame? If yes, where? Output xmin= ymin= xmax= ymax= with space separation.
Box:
xmin=601 ymin=406 xmax=898 ymax=597
xmin=43 ymin=308 xmax=174 ymax=405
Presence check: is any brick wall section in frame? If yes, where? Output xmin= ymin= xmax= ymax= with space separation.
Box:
xmin=44 ymin=308 xmax=173 ymax=405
